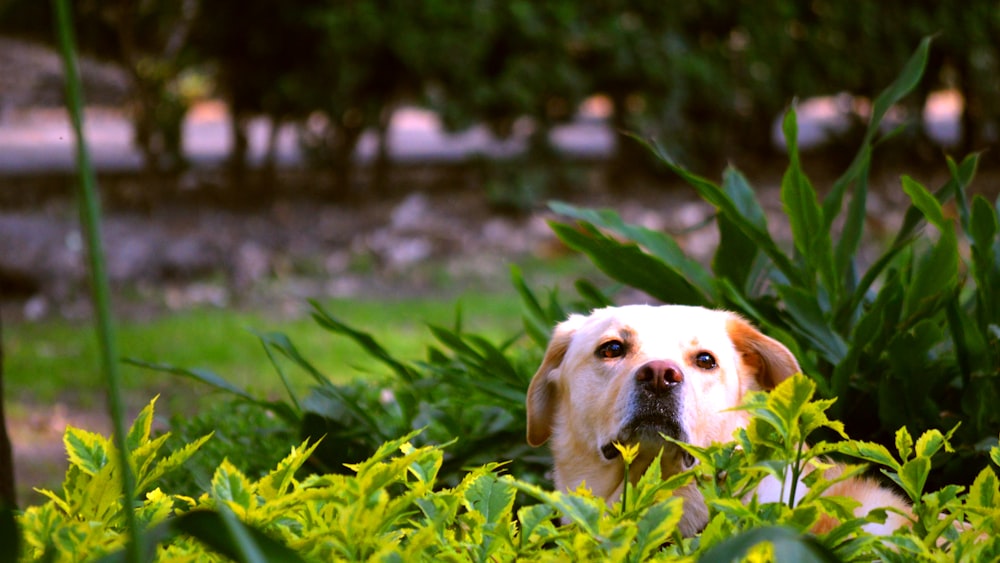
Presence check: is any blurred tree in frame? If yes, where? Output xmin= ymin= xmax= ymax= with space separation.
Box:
xmin=80 ymin=0 xmax=201 ymax=174
xmin=190 ymin=0 xmax=327 ymax=190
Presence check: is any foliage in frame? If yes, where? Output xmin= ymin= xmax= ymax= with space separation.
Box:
xmin=153 ymin=399 xmax=298 ymax=497
xmin=133 ymin=297 xmax=575 ymax=489
xmin=545 ymin=38 xmax=1000 ymax=488
xmin=13 ymin=374 xmax=1000 ymax=561
xmin=4 ymin=1 xmax=998 ymax=180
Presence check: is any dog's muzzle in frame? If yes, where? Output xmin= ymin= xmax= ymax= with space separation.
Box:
xmin=601 ymin=360 xmax=687 ymax=460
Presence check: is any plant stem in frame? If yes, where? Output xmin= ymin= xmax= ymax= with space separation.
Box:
xmin=52 ymin=2 xmax=141 ymax=561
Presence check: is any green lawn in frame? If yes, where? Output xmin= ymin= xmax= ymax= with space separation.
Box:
xmin=5 ymin=292 xmax=528 ymax=411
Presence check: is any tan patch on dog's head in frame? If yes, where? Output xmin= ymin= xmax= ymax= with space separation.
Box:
xmin=526 ymin=314 xmax=586 ymax=447
xmin=725 ymin=316 xmax=801 ymax=391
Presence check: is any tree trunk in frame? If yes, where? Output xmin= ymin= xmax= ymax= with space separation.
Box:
xmin=371 ymin=107 xmax=394 ymax=196
xmin=0 ymin=304 xmax=16 ymax=509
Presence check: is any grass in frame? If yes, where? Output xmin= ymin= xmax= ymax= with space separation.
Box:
xmin=5 ymin=291 xmax=528 ymax=412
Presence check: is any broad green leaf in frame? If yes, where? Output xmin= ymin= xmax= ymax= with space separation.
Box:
xmin=464 ymin=473 xmax=515 ymax=526
xmin=697 ymin=525 xmax=841 ymax=563
xmin=631 ymin=498 xmax=684 ymax=561
xmin=64 ymin=426 xmax=110 ymax=476
xmin=968 ymin=467 xmax=999 ymax=510
xmin=506 ymin=478 xmax=603 ymax=536
xmin=897 ymin=457 xmax=932 ymax=502
xmin=211 ymin=460 xmax=256 ymax=514
xmin=914 ymin=429 xmax=952 ymax=459
xmin=765 ymin=373 xmax=818 ymax=442
xmin=516 ymin=504 xmax=557 ymax=549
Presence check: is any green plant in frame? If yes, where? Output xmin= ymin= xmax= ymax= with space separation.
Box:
xmin=16 ymin=375 xmax=1000 ymax=561
xmin=544 ymin=38 xmax=1000 ymax=487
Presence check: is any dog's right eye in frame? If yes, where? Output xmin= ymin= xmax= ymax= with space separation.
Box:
xmin=596 ymin=340 xmax=625 ymax=359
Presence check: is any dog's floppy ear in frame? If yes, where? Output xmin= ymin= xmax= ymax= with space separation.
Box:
xmin=526 ymin=315 xmax=583 ymax=447
xmin=726 ymin=315 xmax=800 ymax=390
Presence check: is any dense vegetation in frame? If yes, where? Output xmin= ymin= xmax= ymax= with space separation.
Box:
xmin=4 ymin=4 xmax=1000 ymax=560
xmin=2 ymin=1 xmax=998 ymax=183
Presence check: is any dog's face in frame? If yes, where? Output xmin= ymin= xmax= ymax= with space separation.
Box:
xmin=526 ymin=305 xmax=800 ymax=506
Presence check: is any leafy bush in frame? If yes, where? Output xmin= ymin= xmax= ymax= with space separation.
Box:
xmin=545 ymin=38 xmax=1000 ymax=488
xmin=12 ymin=376 xmax=1000 ymax=561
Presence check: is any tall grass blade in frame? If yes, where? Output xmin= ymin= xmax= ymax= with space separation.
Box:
xmin=52 ymin=1 xmax=140 ymax=560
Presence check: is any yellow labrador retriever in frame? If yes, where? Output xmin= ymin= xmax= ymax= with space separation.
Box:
xmin=526 ymin=304 xmax=908 ymax=537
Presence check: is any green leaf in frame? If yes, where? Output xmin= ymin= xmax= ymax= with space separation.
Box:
xmin=516 ymin=504 xmax=556 ymax=548
xmin=636 ymin=135 xmax=805 ymax=286
xmin=697 ymin=525 xmax=841 ymax=563
xmin=125 ymin=397 xmax=157 ymax=452
xmin=173 ymin=509 xmax=307 ymax=563
xmin=257 ymin=439 xmax=322 ymax=501
xmin=902 ymin=175 xmax=948 ymax=229
xmin=125 ymin=359 xmax=299 ymax=425
xmin=137 ymin=432 xmax=213 ymax=494
xmin=631 ymin=498 xmax=684 ymax=561
xmin=834 ymin=441 xmax=901 ymax=472
xmin=895 ymin=427 xmax=913 ymax=462
xmin=549 ymin=221 xmax=711 ymax=307
xmin=550 ymin=201 xmax=717 ymax=300
xmin=212 ymin=460 xmax=256 ymax=513
xmin=464 ymin=473 xmax=516 ymax=526
xmin=64 ymin=426 xmax=110 ymax=476
xmin=781 ymin=107 xmax=835 ymax=292
xmin=897 ymin=457 xmax=932 ymax=502
xmin=823 ymin=37 xmax=931 ymax=227
xmin=914 ymin=429 xmax=952 ymax=459
xmin=309 ymin=301 xmax=421 ymax=383
xmin=968 ymin=467 xmax=999 ymax=510
xmin=774 ymin=284 xmax=848 ymax=363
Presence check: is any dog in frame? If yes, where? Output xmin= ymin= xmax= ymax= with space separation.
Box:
xmin=526 ymin=304 xmax=909 ymax=537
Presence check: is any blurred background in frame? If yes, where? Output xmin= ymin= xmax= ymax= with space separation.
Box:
xmin=0 ymin=1 xmax=998 ymax=499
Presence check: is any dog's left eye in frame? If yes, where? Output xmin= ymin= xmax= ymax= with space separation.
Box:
xmin=596 ymin=340 xmax=625 ymax=359
xmin=694 ymin=352 xmax=717 ymax=370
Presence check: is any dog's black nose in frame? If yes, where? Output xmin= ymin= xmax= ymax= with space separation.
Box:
xmin=636 ymin=360 xmax=684 ymax=393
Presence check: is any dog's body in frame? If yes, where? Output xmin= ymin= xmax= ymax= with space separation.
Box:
xmin=526 ymin=305 xmax=909 ymax=536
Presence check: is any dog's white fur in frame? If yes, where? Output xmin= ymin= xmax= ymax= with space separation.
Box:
xmin=526 ymin=304 xmax=909 ymax=536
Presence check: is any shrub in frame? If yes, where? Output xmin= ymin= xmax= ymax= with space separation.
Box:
xmin=11 ymin=376 xmax=1000 ymax=561
xmin=544 ymin=38 xmax=1000 ymax=488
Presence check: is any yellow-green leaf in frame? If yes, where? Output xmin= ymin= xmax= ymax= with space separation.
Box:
xmin=126 ymin=395 xmax=158 ymax=452
xmin=64 ymin=426 xmax=110 ymax=476
xmin=212 ymin=459 xmax=256 ymax=514
xmin=258 ymin=439 xmax=322 ymax=501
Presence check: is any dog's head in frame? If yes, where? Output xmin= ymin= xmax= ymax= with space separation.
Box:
xmin=526 ymin=305 xmax=800 ymax=489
